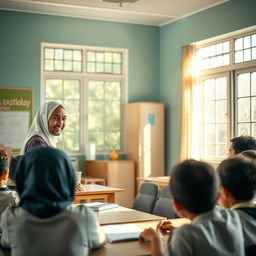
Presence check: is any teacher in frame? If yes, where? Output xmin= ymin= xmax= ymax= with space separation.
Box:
xmin=20 ymin=101 xmax=66 ymax=154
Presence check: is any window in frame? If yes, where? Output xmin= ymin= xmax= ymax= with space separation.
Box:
xmin=41 ymin=43 xmax=127 ymax=154
xmin=194 ymin=31 xmax=256 ymax=161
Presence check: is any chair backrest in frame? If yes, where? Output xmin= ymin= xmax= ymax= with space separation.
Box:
xmin=133 ymin=182 xmax=159 ymax=214
xmin=153 ymin=185 xmax=178 ymax=219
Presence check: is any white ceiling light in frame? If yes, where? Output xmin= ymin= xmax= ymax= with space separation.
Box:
xmin=101 ymin=0 xmax=139 ymax=7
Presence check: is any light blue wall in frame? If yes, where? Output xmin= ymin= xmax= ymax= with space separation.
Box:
xmin=160 ymin=0 xmax=256 ymax=173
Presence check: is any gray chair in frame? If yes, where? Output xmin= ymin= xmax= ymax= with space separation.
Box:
xmin=153 ymin=185 xmax=178 ymax=219
xmin=133 ymin=182 xmax=159 ymax=214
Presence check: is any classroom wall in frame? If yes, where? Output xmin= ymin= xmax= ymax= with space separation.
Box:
xmin=0 ymin=10 xmax=159 ymax=170
xmin=160 ymin=0 xmax=256 ymax=173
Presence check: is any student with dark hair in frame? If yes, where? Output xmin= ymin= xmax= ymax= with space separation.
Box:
xmin=240 ymin=149 xmax=256 ymax=161
xmin=7 ymin=155 xmax=23 ymax=191
xmin=0 ymin=147 xmax=106 ymax=255
xmin=228 ymin=135 xmax=256 ymax=157
xmin=139 ymin=159 xmax=246 ymax=256
xmin=0 ymin=151 xmax=19 ymax=219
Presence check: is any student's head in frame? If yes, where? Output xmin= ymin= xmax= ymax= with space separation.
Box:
xmin=217 ymin=157 xmax=256 ymax=208
xmin=48 ymin=105 xmax=66 ymax=136
xmin=0 ymin=150 xmax=10 ymax=180
xmin=15 ymin=146 xmax=76 ymax=218
xmin=170 ymin=159 xmax=219 ymax=215
xmin=228 ymin=136 xmax=256 ymax=157
xmin=9 ymin=155 xmax=23 ymax=181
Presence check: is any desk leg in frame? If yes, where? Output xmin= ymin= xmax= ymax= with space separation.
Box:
xmin=107 ymin=193 xmax=115 ymax=203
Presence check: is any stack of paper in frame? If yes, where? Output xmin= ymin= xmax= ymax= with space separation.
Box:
xmin=84 ymin=202 xmax=119 ymax=211
xmin=101 ymin=224 xmax=143 ymax=243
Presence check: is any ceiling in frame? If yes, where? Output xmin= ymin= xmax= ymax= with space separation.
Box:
xmin=0 ymin=0 xmax=230 ymax=26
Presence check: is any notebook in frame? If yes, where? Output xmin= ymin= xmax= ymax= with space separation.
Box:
xmin=84 ymin=202 xmax=119 ymax=211
xmin=101 ymin=224 xmax=143 ymax=243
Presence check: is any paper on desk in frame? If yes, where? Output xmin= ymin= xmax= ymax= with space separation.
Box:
xmin=101 ymin=224 xmax=143 ymax=243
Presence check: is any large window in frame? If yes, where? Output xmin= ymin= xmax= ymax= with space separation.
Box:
xmin=41 ymin=43 xmax=127 ymax=154
xmin=195 ymin=30 xmax=256 ymax=161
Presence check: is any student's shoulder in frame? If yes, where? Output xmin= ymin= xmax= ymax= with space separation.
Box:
xmin=67 ymin=204 xmax=96 ymax=218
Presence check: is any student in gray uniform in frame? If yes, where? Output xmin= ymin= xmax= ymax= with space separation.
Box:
xmin=0 ymin=147 xmax=106 ymax=256
xmin=217 ymin=157 xmax=256 ymax=252
xmin=139 ymin=159 xmax=246 ymax=256
xmin=0 ymin=151 xmax=19 ymax=219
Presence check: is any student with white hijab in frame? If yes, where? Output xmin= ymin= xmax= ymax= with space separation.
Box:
xmin=20 ymin=101 xmax=66 ymax=154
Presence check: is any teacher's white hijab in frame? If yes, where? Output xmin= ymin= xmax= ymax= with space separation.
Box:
xmin=20 ymin=101 xmax=65 ymax=154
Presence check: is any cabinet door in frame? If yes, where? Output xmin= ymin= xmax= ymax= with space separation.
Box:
xmin=107 ymin=161 xmax=135 ymax=208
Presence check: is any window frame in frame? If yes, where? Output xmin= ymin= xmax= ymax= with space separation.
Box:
xmin=41 ymin=42 xmax=128 ymax=155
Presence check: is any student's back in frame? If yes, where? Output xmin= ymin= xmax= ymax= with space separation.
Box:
xmin=0 ymin=147 xmax=105 ymax=256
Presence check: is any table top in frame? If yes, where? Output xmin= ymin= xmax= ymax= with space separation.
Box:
xmin=75 ymin=184 xmax=124 ymax=195
xmin=90 ymin=218 xmax=190 ymax=256
xmin=97 ymin=206 xmax=166 ymax=225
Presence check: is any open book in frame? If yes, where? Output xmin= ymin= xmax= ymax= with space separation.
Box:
xmin=84 ymin=202 xmax=119 ymax=211
xmin=101 ymin=224 xmax=143 ymax=243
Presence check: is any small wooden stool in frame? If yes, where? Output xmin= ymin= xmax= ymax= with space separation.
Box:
xmin=81 ymin=176 xmax=106 ymax=186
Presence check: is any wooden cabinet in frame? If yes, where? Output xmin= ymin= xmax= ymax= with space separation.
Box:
xmin=125 ymin=102 xmax=164 ymax=191
xmin=84 ymin=160 xmax=135 ymax=208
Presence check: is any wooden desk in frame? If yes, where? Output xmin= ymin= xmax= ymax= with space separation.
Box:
xmin=97 ymin=206 xmax=166 ymax=226
xmin=137 ymin=176 xmax=170 ymax=187
xmin=74 ymin=184 xmax=124 ymax=204
xmin=90 ymin=218 xmax=190 ymax=256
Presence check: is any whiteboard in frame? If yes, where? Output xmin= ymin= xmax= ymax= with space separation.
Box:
xmin=0 ymin=111 xmax=30 ymax=149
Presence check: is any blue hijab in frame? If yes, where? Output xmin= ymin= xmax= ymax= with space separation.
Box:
xmin=15 ymin=147 xmax=76 ymax=219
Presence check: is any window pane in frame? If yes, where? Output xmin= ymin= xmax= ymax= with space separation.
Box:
xmin=55 ymin=49 xmax=64 ymax=60
xmin=244 ymin=36 xmax=251 ymax=48
xmin=251 ymin=97 xmax=256 ymax=121
xmin=237 ymin=73 xmax=250 ymax=97
xmin=216 ymin=100 xmax=227 ymax=122
xmin=96 ymin=63 xmax=104 ymax=73
xmin=238 ymin=123 xmax=250 ymax=136
xmin=235 ymin=50 xmax=243 ymax=63
xmin=45 ymin=48 xmax=54 ymax=59
xmin=252 ymin=72 xmax=256 ymax=95
xmin=46 ymin=79 xmax=62 ymax=98
xmin=113 ymin=53 xmax=121 ymax=63
xmin=105 ymin=52 xmax=112 ymax=62
xmin=204 ymin=144 xmax=215 ymax=158
xmin=216 ymin=77 xmax=227 ymax=99
xmin=89 ymin=132 xmax=104 ymax=150
xmin=252 ymin=47 xmax=256 ymax=60
xmin=96 ymin=52 xmax=104 ymax=62
xmin=105 ymin=132 xmax=120 ymax=150
xmin=88 ymin=101 xmax=103 ymax=130
xmin=204 ymin=79 xmax=215 ymax=100
xmin=64 ymin=61 xmax=72 ymax=71
xmin=63 ymin=131 xmax=79 ymax=151
xmin=105 ymin=101 xmax=120 ymax=130
xmin=64 ymin=100 xmax=80 ymax=131
xmin=113 ymin=64 xmax=121 ymax=74
xmin=73 ymin=61 xmax=82 ymax=72
xmin=54 ymin=60 xmax=63 ymax=70
xmin=45 ymin=60 xmax=54 ymax=71
xmin=73 ymin=50 xmax=82 ymax=61
xmin=216 ymin=124 xmax=227 ymax=143
xmin=235 ymin=38 xmax=243 ymax=51
xmin=244 ymin=49 xmax=251 ymax=61
xmin=87 ymin=62 xmax=95 ymax=73
xmin=104 ymin=63 xmax=112 ymax=73
xmin=204 ymin=102 xmax=215 ymax=123
xmin=204 ymin=124 xmax=215 ymax=143
xmin=238 ymin=98 xmax=250 ymax=122
xmin=87 ymin=51 xmax=95 ymax=61
xmin=252 ymin=123 xmax=256 ymax=137
xmin=64 ymin=50 xmax=72 ymax=60
xmin=216 ymin=144 xmax=227 ymax=158
xmin=88 ymin=81 xmax=104 ymax=100
xmin=105 ymin=82 xmax=121 ymax=100
xmin=63 ymin=80 xmax=80 ymax=99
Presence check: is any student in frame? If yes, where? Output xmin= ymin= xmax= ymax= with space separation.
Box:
xmin=20 ymin=101 xmax=66 ymax=154
xmin=0 ymin=147 xmax=106 ymax=256
xmin=240 ymin=149 xmax=256 ymax=161
xmin=228 ymin=135 xmax=256 ymax=158
xmin=217 ymin=157 xmax=256 ymax=255
xmin=140 ymin=159 xmax=245 ymax=256
xmin=0 ymin=150 xmax=19 ymax=219
xmin=7 ymin=155 xmax=23 ymax=191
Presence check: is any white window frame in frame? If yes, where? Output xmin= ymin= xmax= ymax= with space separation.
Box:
xmin=196 ymin=28 xmax=256 ymax=163
xmin=41 ymin=43 xmax=128 ymax=155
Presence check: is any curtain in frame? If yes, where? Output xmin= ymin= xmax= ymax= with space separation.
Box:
xmin=180 ymin=44 xmax=200 ymax=161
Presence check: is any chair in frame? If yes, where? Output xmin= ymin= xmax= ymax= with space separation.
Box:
xmin=133 ymin=182 xmax=159 ymax=214
xmin=153 ymin=185 xmax=178 ymax=219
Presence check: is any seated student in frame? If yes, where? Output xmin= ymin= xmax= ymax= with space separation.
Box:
xmin=0 ymin=147 xmax=106 ymax=256
xmin=240 ymin=149 xmax=256 ymax=161
xmin=217 ymin=157 xmax=256 ymax=253
xmin=228 ymin=135 xmax=256 ymax=157
xmin=139 ymin=159 xmax=245 ymax=256
xmin=7 ymin=155 xmax=23 ymax=191
xmin=0 ymin=150 xmax=19 ymax=218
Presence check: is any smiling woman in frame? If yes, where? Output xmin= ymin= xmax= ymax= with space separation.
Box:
xmin=19 ymin=101 xmax=66 ymax=154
